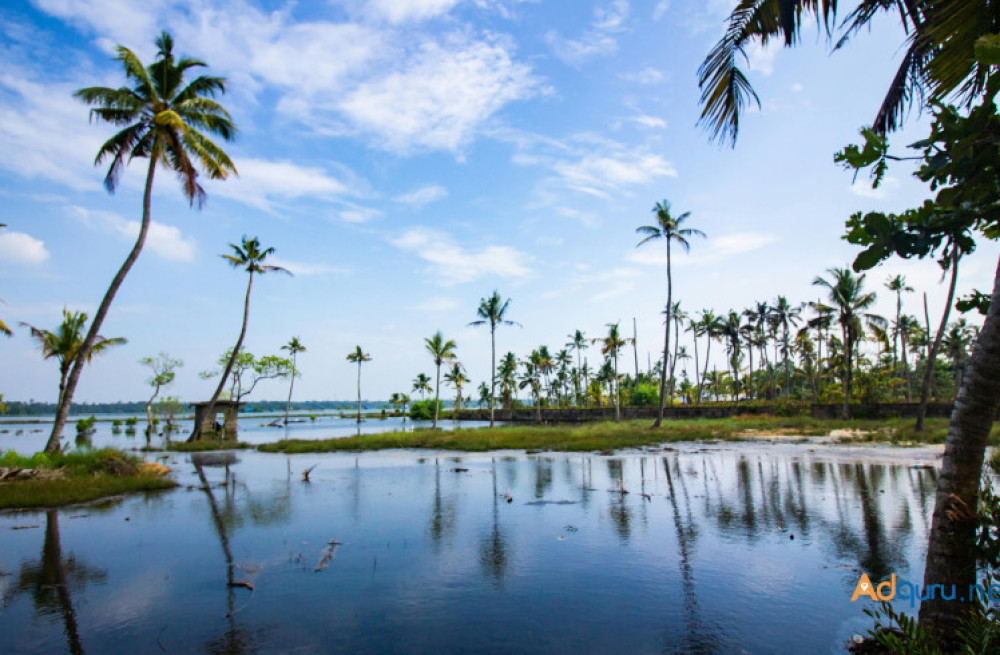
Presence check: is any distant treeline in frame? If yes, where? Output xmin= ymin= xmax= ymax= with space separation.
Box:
xmin=2 ymin=400 xmax=390 ymax=417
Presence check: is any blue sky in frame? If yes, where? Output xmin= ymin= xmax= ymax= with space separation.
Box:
xmin=1 ymin=0 xmax=996 ymax=404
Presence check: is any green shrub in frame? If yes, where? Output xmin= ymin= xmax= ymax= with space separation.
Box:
xmin=75 ymin=416 xmax=97 ymax=433
xmin=409 ymin=399 xmax=443 ymax=421
xmin=627 ymin=383 xmax=659 ymax=407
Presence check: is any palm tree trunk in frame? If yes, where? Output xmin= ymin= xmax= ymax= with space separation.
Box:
xmin=916 ymin=252 xmax=960 ymax=432
xmin=356 ymin=361 xmax=362 ymax=424
xmin=490 ymin=326 xmax=496 ymax=428
xmin=284 ymin=354 xmax=297 ymax=425
xmin=702 ymin=337 xmax=712 ymax=403
xmin=46 ymin=156 xmax=157 ymax=453
xmin=918 ymin=254 xmax=1000 ymax=643
xmin=433 ymin=363 xmax=441 ymax=428
xmin=633 ymin=317 xmax=640 ymax=380
xmin=654 ymin=240 xmax=672 ymax=427
xmin=692 ymin=328 xmax=701 ymax=404
xmin=614 ymin=352 xmax=621 ymax=423
xmin=190 ymin=270 xmax=254 ymax=442
xmin=783 ymin=325 xmax=791 ymax=397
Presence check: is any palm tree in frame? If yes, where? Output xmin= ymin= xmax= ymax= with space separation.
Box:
xmin=885 ymin=275 xmax=914 ymax=374
xmin=896 ymin=314 xmax=920 ymax=401
xmin=424 ymin=332 xmax=457 ymax=429
xmin=695 ymin=310 xmax=721 ymax=404
xmin=281 ymin=337 xmax=306 ymax=425
xmin=594 ymin=323 xmax=627 ymax=422
xmin=469 ymin=291 xmax=520 ymax=427
xmin=443 ymin=362 xmax=470 ymax=414
xmin=498 ymin=352 xmax=519 ymax=409
xmin=812 ymin=268 xmax=884 ymax=419
xmin=519 ymin=354 xmax=543 ymax=422
xmin=720 ymin=310 xmax=743 ymax=401
xmin=190 ymin=237 xmax=289 ymax=441
xmin=346 ymin=346 xmax=372 ymax=424
xmin=566 ymin=330 xmax=588 ymax=405
xmin=23 ymin=310 xmax=126 ymax=418
xmin=770 ymin=296 xmax=803 ymax=398
xmin=48 ymin=31 xmax=236 ymax=453
xmin=412 ymin=373 xmax=432 ymax=400
xmin=636 ymin=200 xmax=705 ymax=427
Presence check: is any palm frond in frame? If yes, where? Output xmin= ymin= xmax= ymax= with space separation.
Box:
xmin=115 ymin=46 xmax=158 ymax=103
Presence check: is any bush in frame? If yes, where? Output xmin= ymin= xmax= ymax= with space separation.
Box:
xmin=409 ymin=399 xmax=443 ymax=421
xmin=75 ymin=416 xmax=97 ymax=434
xmin=627 ymin=383 xmax=659 ymax=407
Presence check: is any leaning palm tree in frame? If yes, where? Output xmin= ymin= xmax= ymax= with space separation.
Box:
xmin=389 ymin=392 xmax=410 ymax=423
xmin=346 ymin=346 xmax=372 ymax=424
xmin=412 ymin=373 xmax=432 ymax=400
xmin=424 ymin=332 xmax=457 ymax=429
xmin=469 ymin=291 xmax=520 ymax=427
xmin=636 ymin=201 xmax=705 ymax=427
xmin=48 ymin=31 xmax=236 ymax=454
xmin=23 ymin=310 xmax=126 ymax=415
xmin=443 ymin=362 xmax=470 ymax=414
xmin=281 ymin=337 xmax=306 ymax=425
xmin=190 ymin=237 xmax=289 ymax=441
xmin=812 ymin=267 xmax=884 ymax=419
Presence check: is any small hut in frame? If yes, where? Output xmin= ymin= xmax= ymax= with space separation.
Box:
xmin=189 ymin=400 xmax=243 ymax=441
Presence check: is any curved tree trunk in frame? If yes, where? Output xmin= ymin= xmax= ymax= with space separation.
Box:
xmin=654 ymin=240 xmax=672 ymax=428
xmin=284 ymin=353 xmax=297 ymax=425
xmin=916 ymin=251 xmax=960 ymax=432
xmin=918 ymin=254 xmax=1000 ymax=643
xmin=190 ymin=270 xmax=254 ymax=442
xmin=46 ymin=156 xmax=158 ymax=453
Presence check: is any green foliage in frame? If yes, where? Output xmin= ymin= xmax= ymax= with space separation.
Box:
xmin=627 ymin=383 xmax=659 ymax=407
xmin=409 ymin=399 xmax=442 ymax=421
xmin=75 ymin=415 xmax=97 ymax=434
xmin=124 ymin=416 xmax=138 ymax=427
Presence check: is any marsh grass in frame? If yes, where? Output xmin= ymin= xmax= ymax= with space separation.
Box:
xmin=164 ymin=441 xmax=253 ymax=452
xmin=0 ymin=448 xmax=177 ymax=509
xmin=257 ymin=416 xmax=972 ymax=454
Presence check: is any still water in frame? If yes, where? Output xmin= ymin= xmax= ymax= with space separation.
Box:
xmin=0 ymin=442 xmax=939 ymax=654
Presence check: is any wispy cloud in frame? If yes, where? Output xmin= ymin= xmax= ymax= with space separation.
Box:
xmin=620 ymin=66 xmax=664 ymax=84
xmin=267 ymin=257 xmax=351 ymax=276
xmin=368 ymin=0 xmax=463 ymax=23
xmin=389 ymin=227 xmax=533 ymax=285
xmin=546 ymin=0 xmax=629 ymax=66
xmin=553 ymin=149 xmax=676 ymax=198
xmin=394 ymin=185 xmax=449 ymax=206
xmin=627 ymin=231 xmax=775 ymax=267
xmin=0 ymin=230 xmax=50 ymax=266
xmin=209 ymin=158 xmax=360 ymax=211
xmin=850 ymin=176 xmax=899 ymax=200
xmin=68 ymin=206 xmax=196 ymax=263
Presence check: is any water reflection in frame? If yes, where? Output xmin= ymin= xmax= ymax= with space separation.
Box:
xmin=0 ymin=447 xmax=941 ymax=654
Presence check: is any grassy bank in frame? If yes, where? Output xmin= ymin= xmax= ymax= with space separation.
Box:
xmin=0 ymin=448 xmax=176 ymax=509
xmin=163 ymin=440 xmax=254 ymax=452
xmin=257 ymin=416 xmax=985 ymax=454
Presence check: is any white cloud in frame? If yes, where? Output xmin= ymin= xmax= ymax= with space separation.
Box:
xmin=546 ymin=0 xmax=629 ymax=66
xmin=389 ymin=227 xmax=533 ymax=285
xmin=266 ymin=257 xmax=350 ymax=276
xmin=850 ymin=176 xmax=900 ymax=200
xmin=627 ymin=231 xmax=775 ymax=267
xmin=337 ymin=206 xmax=382 ymax=223
xmin=620 ymin=67 xmax=664 ymax=84
xmin=337 ymin=33 xmax=538 ymax=153
xmin=553 ymin=150 xmax=676 ymax=198
xmin=652 ymin=0 xmax=670 ymax=20
xmin=631 ymin=114 xmax=667 ymax=129
xmin=68 ymin=206 xmax=196 ymax=262
xmin=791 ymin=83 xmax=804 ymax=93
xmin=747 ymin=41 xmax=780 ymax=76
xmin=210 ymin=158 xmax=357 ymax=211
xmin=395 ymin=185 xmax=449 ymax=205
xmin=0 ymin=231 xmax=50 ymax=265
xmin=369 ymin=0 xmax=463 ymax=23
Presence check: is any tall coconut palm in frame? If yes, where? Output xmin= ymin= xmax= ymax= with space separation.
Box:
xmin=594 ymin=323 xmax=627 ymax=422
xmin=770 ymin=296 xmax=804 ymax=398
xmin=190 ymin=237 xmax=289 ymax=441
xmin=425 ymin=332 xmax=457 ymax=429
xmin=566 ymin=330 xmax=588 ymax=405
xmin=812 ymin=268 xmax=885 ymax=419
xmin=519 ymin=354 xmax=543 ymax=422
xmin=49 ymin=31 xmax=237 ymax=453
xmin=412 ymin=373 xmax=432 ymax=400
xmin=281 ymin=337 xmax=306 ymax=425
xmin=720 ymin=310 xmax=744 ymax=401
xmin=695 ymin=310 xmax=721 ymax=404
xmin=390 ymin=392 xmax=410 ymax=423
xmin=498 ymin=352 xmax=519 ymax=409
xmin=346 ymin=346 xmax=372 ymax=424
xmin=885 ymin=274 xmax=914 ymax=374
xmin=637 ymin=201 xmax=705 ymax=427
xmin=23 ymin=310 xmax=126 ymax=416
xmin=469 ymin=291 xmax=520 ymax=427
